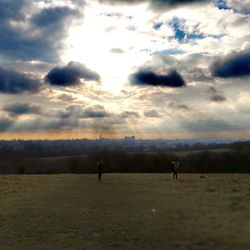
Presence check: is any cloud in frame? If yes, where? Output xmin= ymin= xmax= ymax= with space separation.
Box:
xmin=144 ymin=110 xmax=160 ymax=118
xmin=225 ymin=0 xmax=250 ymax=14
xmin=0 ymin=67 xmax=41 ymax=94
xmin=210 ymin=94 xmax=226 ymax=102
xmin=210 ymin=50 xmax=250 ymax=78
xmin=170 ymin=17 xmax=225 ymax=43
xmin=130 ymin=69 xmax=186 ymax=88
xmin=5 ymin=104 xmax=128 ymax=133
xmin=149 ymin=0 xmax=211 ymax=9
xmin=6 ymin=104 xmax=111 ymax=132
xmin=120 ymin=111 xmax=140 ymax=119
xmin=80 ymin=108 xmax=110 ymax=118
xmin=0 ymin=117 xmax=14 ymax=132
xmin=0 ymin=2 xmax=82 ymax=62
xmin=176 ymin=104 xmax=190 ymax=110
xmin=60 ymin=105 xmax=110 ymax=119
xmin=98 ymin=0 xmax=210 ymax=9
xmin=57 ymin=93 xmax=75 ymax=102
xmin=45 ymin=62 xmax=100 ymax=86
xmin=207 ymin=86 xmax=226 ymax=102
xmin=169 ymin=102 xmax=191 ymax=111
xmin=10 ymin=117 xmax=80 ymax=132
xmin=110 ymin=48 xmax=124 ymax=53
xmin=207 ymin=87 xmax=218 ymax=95
xmin=183 ymin=118 xmax=236 ymax=132
xmin=3 ymin=103 xmax=41 ymax=116
xmin=0 ymin=0 xmax=26 ymax=21
xmin=186 ymin=68 xmax=214 ymax=83
xmin=32 ymin=6 xmax=80 ymax=29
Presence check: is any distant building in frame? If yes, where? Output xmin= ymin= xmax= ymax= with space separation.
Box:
xmin=124 ymin=136 xmax=136 ymax=141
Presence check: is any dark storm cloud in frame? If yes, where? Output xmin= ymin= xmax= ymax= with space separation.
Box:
xmin=210 ymin=50 xmax=250 ymax=78
xmin=81 ymin=108 xmax=109 ymax=118
xmin=10 ymin=116 xmax=80 ymax=132
xmin=9 ymin=104 xmax=110 ymax=132
xmin=4 ymin=105 xmax=129 ymax=133
xmin=0 ymin=1 xmax=82 ymax=62
xmin=3 ymin=103 xmax=41 ymax=116
xmin=144 ymin=110 xmax=160 ymax=118
xmin=84 ymin=105 xmax=109 ymax=118
xmin=98 ymin=0 xmax=210 ymax=9
xmin=130 ymin=69 xmax=186 ymax=88
xmin=120 ymin=111 xmax=140 ymax=119
xmin=99 ymin=0 xmax=142 ymax=4
xmin=39 ymin=0 xmax=85 ymax=5
xmin=0 ymin=0 xmax=33 ymax=60
xmin=176 ymin=104 xmax=190 ymax=110
xmin=184 ymin=118 xmax=236 ymax=132
xmin=210 ymin=94 xmax=226 ymax=102
xmin=0 ymin=0 xmax=26 ymax=20
xmin=32 ymin=6 xmax=80 ymax=28
xmin=45 ymin=62 xmax=100 ymax=86
xmin=206 ymin=87 xmax=226 ymax=102
xmin=0 ymin=118 xmax=13 ymax=132
xmin=0 ymin=67 xmax=40 ymax=94
xmin=169 ymin=102 xmax=190 ymax=111
xmin=149 ymin=0 xmax=211 ymax=9
xmin=60 ymin=105 xmax=110 ymax=119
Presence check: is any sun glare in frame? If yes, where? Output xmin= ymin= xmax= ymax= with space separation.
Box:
xmin=62 ymin=2 xmax=150 ymax=93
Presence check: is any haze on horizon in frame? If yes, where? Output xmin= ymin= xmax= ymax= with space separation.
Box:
xmin=0 ymin=0 xmax=250 ymax=140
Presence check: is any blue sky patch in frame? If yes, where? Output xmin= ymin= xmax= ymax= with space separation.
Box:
xmin=151 ymin=48 xmax=184 ymax=56
xmin=214 ymin=0 xmax=229 ymax=10
xmin=170 ymin=18 xmax=225 ymax=43
xmin=153 ymin=22 xmax=164 ymax=30
xmin=171 ymin=18 xmax=186 ymax=41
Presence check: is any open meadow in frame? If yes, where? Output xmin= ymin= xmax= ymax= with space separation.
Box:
xmin=0 ymin=174 xmax=250 ymax=250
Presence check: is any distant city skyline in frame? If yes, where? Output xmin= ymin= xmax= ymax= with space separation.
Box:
xmin=1 ymin=130 xmax=250 ymax=141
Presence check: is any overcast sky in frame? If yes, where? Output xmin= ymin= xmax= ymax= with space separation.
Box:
xmin=0 ymin=0 xmax=250 ymax=139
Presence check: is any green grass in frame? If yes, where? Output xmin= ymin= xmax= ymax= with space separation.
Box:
xmin=0 ymin=174 xmax=250 ymax=250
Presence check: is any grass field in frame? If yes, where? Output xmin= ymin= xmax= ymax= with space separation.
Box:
xmin=0 ymin=174 xmax=250 ymax=250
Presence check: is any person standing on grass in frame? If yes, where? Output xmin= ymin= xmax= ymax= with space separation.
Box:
xmin=97 ymin=160 xmax=103 ymax=183
xmin=171 ymin=160 xmax=180 ymax=179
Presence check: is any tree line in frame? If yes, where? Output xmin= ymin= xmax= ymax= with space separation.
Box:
xmin=0 ymin=149 xmax=249 ymax=174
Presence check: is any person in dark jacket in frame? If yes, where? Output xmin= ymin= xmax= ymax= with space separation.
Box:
xmin=97 ymin=160 xmax=103 ymax=182
xmin=171 ymin=160 xmax=180 ymax=179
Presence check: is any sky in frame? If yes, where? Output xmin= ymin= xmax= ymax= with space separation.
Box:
xmin=0 ymin=0 xmax=250 ymax=140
